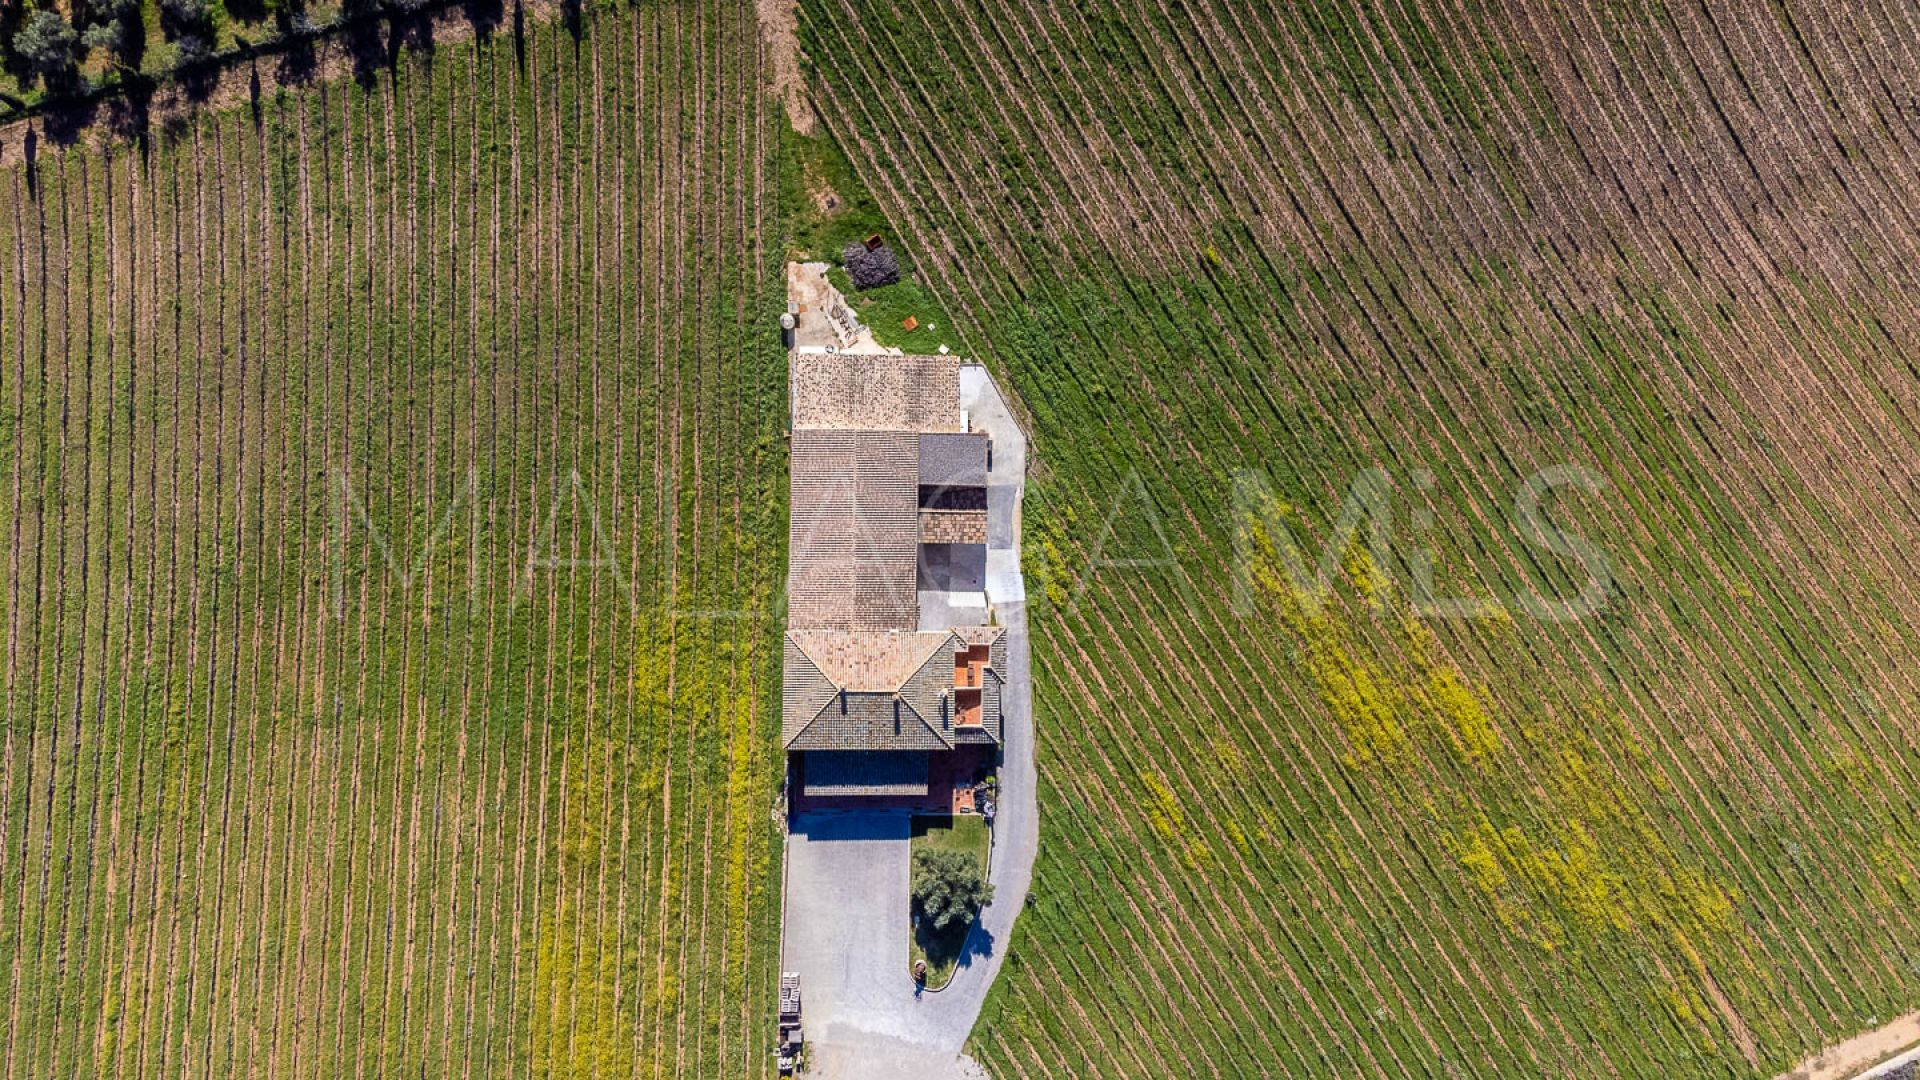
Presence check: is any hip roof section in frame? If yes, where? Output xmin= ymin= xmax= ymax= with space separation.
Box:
xmin=782 ymin=627 xmax=1008 ymax=751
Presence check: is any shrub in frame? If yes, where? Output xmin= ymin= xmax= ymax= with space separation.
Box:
xmin=172 ymin=29 xmax=212 ymax=63
xmin=160 ymin=0 xmax=214 ymax=35
xmin=911 ymin=847 xmax=992 ymax=932
xmin=842 ymin=241 xmax=900 ymax=289
xmin=158 ymin=0 xmax=214 ymax=62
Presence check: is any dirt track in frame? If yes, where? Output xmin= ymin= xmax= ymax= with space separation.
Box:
xmin=1778 ymin=1013 xmax=1920 ymax=1080
xmin=755 ymin=0 xmax=815 ymax=134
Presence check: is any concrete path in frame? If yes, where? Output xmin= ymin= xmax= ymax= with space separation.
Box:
xmin=786 ymin=262 xmax=899 ymax=355
xmin=781 ymin=366 xmax=1035 ymax=1079
xmin=1776 ymin=1010 xmax=1920 ymax=1080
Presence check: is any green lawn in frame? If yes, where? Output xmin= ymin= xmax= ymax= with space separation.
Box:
xmin=909 ymin=815 xmax=992 ymax=990
xmin=825 ymin=266 xmax=961 ymax=353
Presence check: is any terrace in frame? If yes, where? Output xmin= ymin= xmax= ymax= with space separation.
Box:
xmin=954 ymin=644 xmax=990 ymax=728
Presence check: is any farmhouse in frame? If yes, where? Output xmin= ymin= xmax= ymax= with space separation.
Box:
xmin=785 ymin=350 xmax=1002 ymax=800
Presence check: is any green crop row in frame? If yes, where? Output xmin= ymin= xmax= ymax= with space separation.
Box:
xmin=801 ymin=0 xmax=1920 ymax=1076
xmin=0 ymin=2 xmax=787 ymax=1078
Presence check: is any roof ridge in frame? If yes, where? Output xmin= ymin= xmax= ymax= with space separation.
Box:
xmin=892 ymin=691 xmax=955 ymax=750
xmin=901 ymin=632 xmax=952 ymax=685
xmin=786 ymin=696 xmax=842 ymax=748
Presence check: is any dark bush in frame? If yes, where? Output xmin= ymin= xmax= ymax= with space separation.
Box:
xmin=842 ymin=241 xmax=900 ymax=290
xmin=160 ymin=0 xmax=214 ymax=37
xmin=80 ymin=20 xmax=121 ymax=54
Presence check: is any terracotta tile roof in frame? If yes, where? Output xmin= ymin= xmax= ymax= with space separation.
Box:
xmin=781 ymin=636 xmax=843 ymax=746
xmin=786 ymin=692 xmax=950 ymax=751
xmin=791 ymin=353 xmax=962 ymax=432
xmin=788 ymin=430 xmax=920 ymax=630
xmin=787 ymin=630 xmax=949 ymax=690
xmin=920 ymin=508 xmax=989 ymax=544
xmin=784 ymin=349 xmax=1008 ymax=758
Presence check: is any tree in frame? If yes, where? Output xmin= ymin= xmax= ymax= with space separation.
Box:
xmin=911 ymin=848 xmax=993 ymax=933
xmin=13 ymin=9 xmax=77 ymax=80
xmin=80 ymin=19 xmax=121 ymax=55
xmin=160 ymin=0 xmax=213 ymax=63
xmin=82 ymin=0 xmax=145 ymax=71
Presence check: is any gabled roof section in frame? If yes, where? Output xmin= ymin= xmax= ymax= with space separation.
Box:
xmin=788 ymin=430 xmax=920 ymax=630
xmin=791 ymin=353 xmax=963 ymax=432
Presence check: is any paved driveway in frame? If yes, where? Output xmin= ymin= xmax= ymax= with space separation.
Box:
xmin=784 ymin=799 xmax=1026 ymax=1074
xmin=784 ymin=814 xmax=915 ymax=1043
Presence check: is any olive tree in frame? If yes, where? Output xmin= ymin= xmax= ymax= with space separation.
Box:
xmin=911 ymin=848 xmax=993 ymax=932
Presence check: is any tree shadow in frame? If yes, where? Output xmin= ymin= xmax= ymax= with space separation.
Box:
xmin=95 ymin=76 xmax=155 ymax=161
xmin=510 ymin=0 xmax=526 ymax=72
xmin=275 ymin=33 xmax=320 ymax=85
xmin=389 ymin=7 xmax=437 ymax=68
xmin=915 ymin=912 xmax=997 ymax=991
xmin=248 ymin=60 xmax=264 ymax=129
xmin=38 ymin=97 xmax=101 ymax=148
xmin=22 ymin=126 xmax=38 ymax=200
xmin=271 ymin=2 xmax=321 ymax=85
xmin=459 ymin=0 xmax=503 ymax=41
xmin=344 ymin=15 xmax=387 ymax=87
xmin=955 ymin=918 xmax=998 ymax=967
xmin=160 ymin=109 xmax=195 ymax=143
xmin=178 ymin=57 xmax=222 ymax=103
xmin=0 ymin=6 xmax=27 ymax=88
xmin=116 ymin=12 xmax=150 ymax=79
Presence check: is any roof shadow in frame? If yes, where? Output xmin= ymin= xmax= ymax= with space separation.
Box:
xmin=789 ymin=810 xmax=914 ymax=842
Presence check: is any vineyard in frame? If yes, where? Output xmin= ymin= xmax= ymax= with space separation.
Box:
xmin=800 ymin=0 xmax=1920 ymax=1077
xmin=0 ymin=2 xmax=788 ymax=1079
